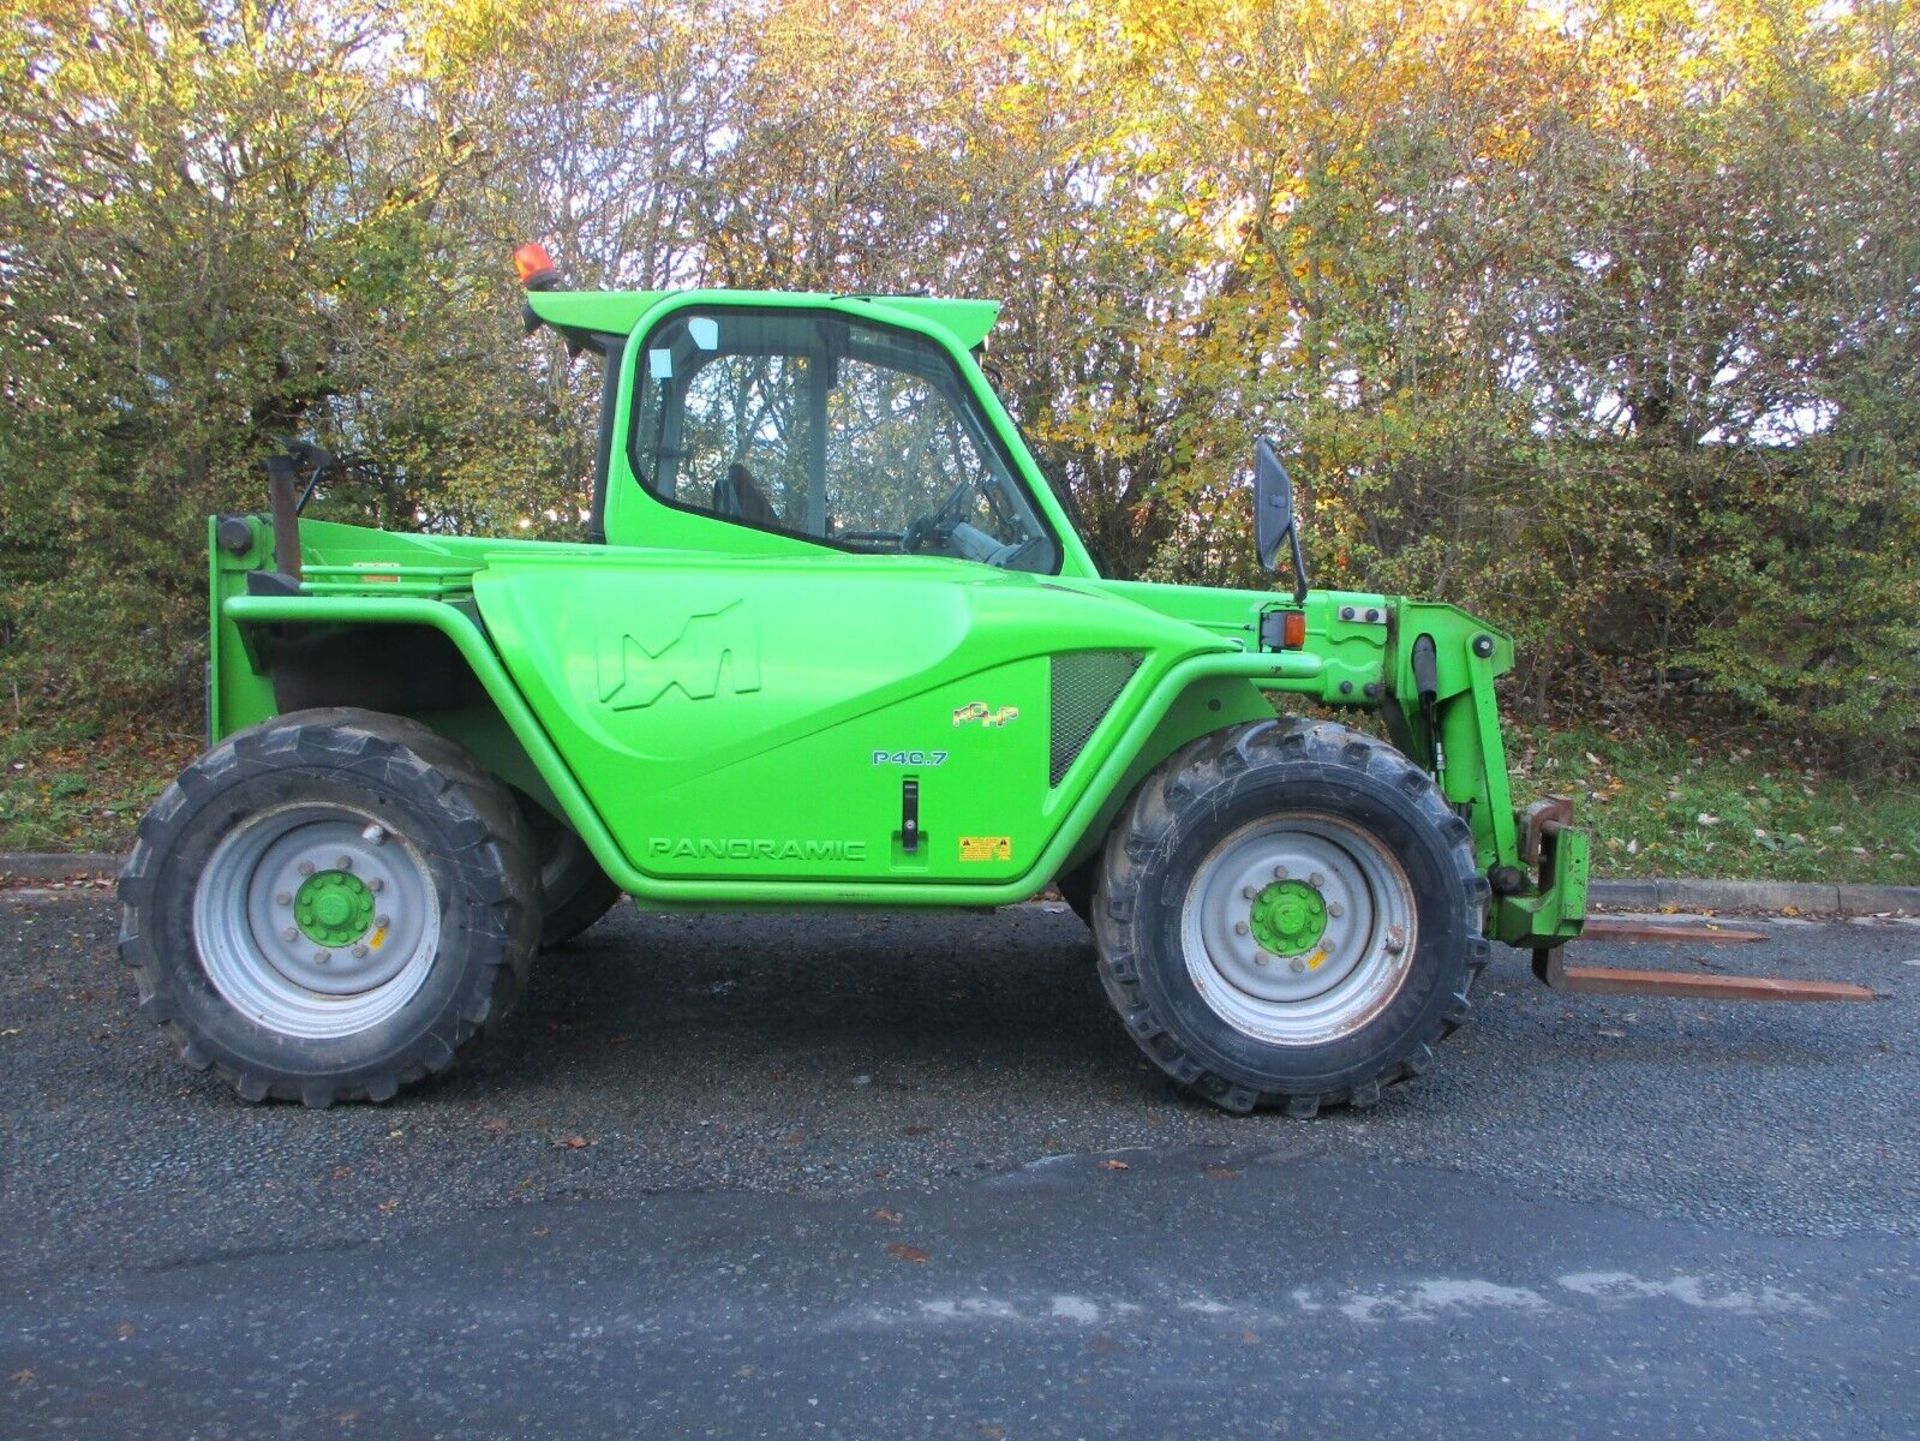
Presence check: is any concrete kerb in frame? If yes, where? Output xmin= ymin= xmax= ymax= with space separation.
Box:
xmin=0 ymin=853 xmax=122 ymax=883
xmin=2 ymin=852 xmax=1915 ymax=917
xmin=1589 ymin=877 xmax=1918 ymax=916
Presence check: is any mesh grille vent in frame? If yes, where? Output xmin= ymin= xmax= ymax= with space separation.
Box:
xmin=1049 ymin=651 xmax=1142 ymax=787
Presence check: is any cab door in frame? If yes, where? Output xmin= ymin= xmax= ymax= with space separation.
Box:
xmin=477 ymin=301 xmax=1084 ymax=887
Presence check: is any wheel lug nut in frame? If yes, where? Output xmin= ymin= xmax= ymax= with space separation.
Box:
xmin=313 ymin=950 xmax=331 ymax=965
xmin=1289 ymin=957 xmax=1307 ymax=974
xmin=1272 ymin=866 xmax=1288 ymax=880
xmin=1327 ymin=902 xmax=1343 ymax=918
xmin=1254 ymin=951 xmax=1270 ymax=966
xmin=351 ymin=943 xmax=370 ymax=959
xmin=1234 ymin=921 xmax=1250 ymax=936
xmin=297 ymin=860 xmax=315 ymax=876
xmin=281 ymin=926 xmax=299 ymax=942
xmin=376 ymin=915 xmax=391 ymax=930
xmin=275 ymin=891 xmax=292 ymax=906
xmin=1384 ymin=925 xmax=1407 ymax=955
xmin=1309 ymin=872 xmax=1325 ymax=887
xmin=1242 ymin=886 xmax=1257 ymax=900
xmin=367 ymin=877 xmax=384 ymax=892
xmin=337 ymin=855 xmax=353 ymax=871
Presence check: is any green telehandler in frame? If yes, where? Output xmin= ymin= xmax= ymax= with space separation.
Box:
xmin=118 ymin=244 xmax=1592 ymax=1113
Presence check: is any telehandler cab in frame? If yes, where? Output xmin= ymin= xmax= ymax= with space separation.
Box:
xmin=119 ymin=243 xmax=1594 ymax=1114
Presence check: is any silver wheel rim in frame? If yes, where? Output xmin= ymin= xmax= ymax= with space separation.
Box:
xmin=192 ymin=802 xmax=441 ymax=1040
xmin=1180 ymin=812 xmax=1418 ymax=1046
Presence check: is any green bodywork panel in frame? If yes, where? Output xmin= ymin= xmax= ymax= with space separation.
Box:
xmin=205 ymin=287 xmax=1585 ymax=946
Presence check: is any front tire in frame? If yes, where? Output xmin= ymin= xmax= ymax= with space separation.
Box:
xmin=1092 ymin=718 xmax=1489 ymax=1115
xmin=118 ymin=708 xmax=541 ymax=1107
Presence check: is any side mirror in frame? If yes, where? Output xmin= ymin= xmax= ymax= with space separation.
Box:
xmin=1254 ymin=437 xmax=1310 ymax=602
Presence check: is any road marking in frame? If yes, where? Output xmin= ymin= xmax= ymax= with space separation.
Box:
xmin=1557 ymin=1271 xmax=1825 ymax=1316
xmin=844 ymin=1269 xmax=1826 ymax=1330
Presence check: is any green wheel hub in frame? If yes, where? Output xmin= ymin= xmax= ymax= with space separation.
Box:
xmin=294 ymin=870 xmax=375 ymax=948
xmin=1248 ymin=878 xmax=1327 ymax=957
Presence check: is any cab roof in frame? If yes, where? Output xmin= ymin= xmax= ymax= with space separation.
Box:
xmin=524 ymin=289 xmax=1002 ymax=352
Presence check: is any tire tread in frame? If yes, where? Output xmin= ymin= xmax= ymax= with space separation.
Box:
xmin=118 ymin=707 xmax=539 ymax=1108
xmin=1091 ymin=716 xmax=1487 ymax=1116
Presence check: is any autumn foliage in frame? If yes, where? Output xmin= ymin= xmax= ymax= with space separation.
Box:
xmin=1 ymin=0 xmax=1914 ymax=761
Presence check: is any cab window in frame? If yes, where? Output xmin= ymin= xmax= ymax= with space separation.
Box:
xmin=629 ymin=309 xmax=1060 ymax=572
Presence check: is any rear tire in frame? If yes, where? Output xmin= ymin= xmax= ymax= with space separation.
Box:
xmin=1054 ymin=860 xmax=1096 ymax=928
xmin=1091 ymin=717 xmax=1489 ymax=1115
xmin=118 ymin=708 xmax=540 ymax=1107
xmin=524 ymin=805 xmax=624 ymax=949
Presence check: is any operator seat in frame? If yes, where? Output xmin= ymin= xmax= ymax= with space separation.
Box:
xmin=713 ymin=462 xmax=780 ymax=528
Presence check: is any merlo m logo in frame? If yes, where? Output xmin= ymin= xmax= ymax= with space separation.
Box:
xmin=597 ymin=599 xmax=762 ymax=711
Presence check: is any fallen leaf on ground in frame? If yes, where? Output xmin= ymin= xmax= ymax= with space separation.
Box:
xmin=885 ymin=1242 xmax=930 ymax=1264
xmin=1100 ymin=1159 xmax=1130 ymax=1171
xmin=553 ymin=1134 xmax=593 ymax=1150
xmin=870 ymin=1208 xmax=903 ymax=1225
xmin=1203 ymin=1165 xmax=1237 ymax=1180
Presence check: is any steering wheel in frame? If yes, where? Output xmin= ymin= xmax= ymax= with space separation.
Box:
xmin=903 ymin=476 xmax=975 ymax=555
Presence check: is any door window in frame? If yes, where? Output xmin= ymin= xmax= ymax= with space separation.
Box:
xmin=630 ymin=309 xmax=1060 ymax=572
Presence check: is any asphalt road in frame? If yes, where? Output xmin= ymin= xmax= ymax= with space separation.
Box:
xmin=2 ymin=894 xmax=1916 ymax=1438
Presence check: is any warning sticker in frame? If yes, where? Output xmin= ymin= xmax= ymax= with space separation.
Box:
xmin=952 ymin=702 xmax=1020 ymax=728
xmin=958 ymin=835 xmax=1013 ymax=863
